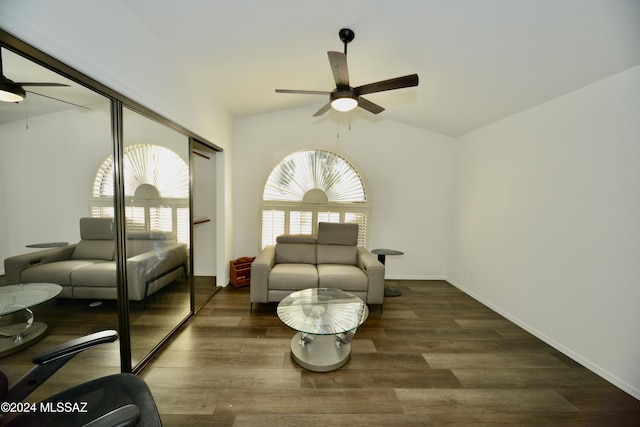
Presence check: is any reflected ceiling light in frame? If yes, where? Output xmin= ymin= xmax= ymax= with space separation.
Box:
xmin=330 ymin=91 xmax=358 ymax=112
xmin=0 ymin=80 xmax=25 ymax=102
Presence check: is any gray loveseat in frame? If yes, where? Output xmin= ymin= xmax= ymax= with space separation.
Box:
xmin=4 ymin=217 xmax=188 ymax=306
xmin=250 ymin=222 xmax=384 ymax=309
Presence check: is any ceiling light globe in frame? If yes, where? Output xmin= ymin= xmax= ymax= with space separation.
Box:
xmin=331 ymin=96 xmax=358 ymax=112
xmin=0 ymin=82 xmax=25 ymax=102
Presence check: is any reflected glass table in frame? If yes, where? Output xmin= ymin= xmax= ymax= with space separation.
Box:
xmin=0 ymin=283 xmax=62 ymax=357
xmin=277 ymin=288 xmax=369 ymax=372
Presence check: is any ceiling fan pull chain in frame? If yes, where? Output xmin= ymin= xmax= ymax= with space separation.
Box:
xmin=24 ymin=96 xmax=29 ymax=130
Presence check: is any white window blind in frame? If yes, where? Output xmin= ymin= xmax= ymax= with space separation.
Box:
xmin=89 ymin=144 xmax=190 ymax=245
xmin=261 ymin=210 xmax=285 ymax=247
xmin=260 ymin=149 xmax=370 ymax=249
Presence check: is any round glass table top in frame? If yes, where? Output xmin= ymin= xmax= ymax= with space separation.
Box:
xmin=277 ymin=288 xmax=369 ymax=335
xmin=0 ymin=283 xmax=63 ymax=316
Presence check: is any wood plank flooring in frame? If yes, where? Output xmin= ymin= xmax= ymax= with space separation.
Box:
xmin=2 ymin=280 xmax=639 ymax=425
xmin=143 ymin=280 xmax=640 ymax=426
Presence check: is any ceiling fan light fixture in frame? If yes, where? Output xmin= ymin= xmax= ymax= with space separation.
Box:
xmin=0 ymin=81 xmax=25 ymax=102
xmin=330 ymin=93 xmax=358 ymax=112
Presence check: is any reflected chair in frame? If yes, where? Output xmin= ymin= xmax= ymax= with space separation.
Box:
xmin=0 ymin=330 xmax=162 ymax=427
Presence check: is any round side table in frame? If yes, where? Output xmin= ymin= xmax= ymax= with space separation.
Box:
xmin=371 ymin=248 xmax=404 ymax=297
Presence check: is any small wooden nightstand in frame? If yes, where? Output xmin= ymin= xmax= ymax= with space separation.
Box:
xmin=229 ymin=257 xmax=255 ymax=288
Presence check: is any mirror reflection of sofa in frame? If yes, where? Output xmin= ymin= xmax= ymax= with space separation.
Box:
xmin=3 ymin=217 xmax=188 ymax=307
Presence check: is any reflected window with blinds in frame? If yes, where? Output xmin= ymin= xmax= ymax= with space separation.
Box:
xmin=90 ymin=144 xmax=190 ymax=245
xmin=260 ymin=149 xmax=370 ymax=249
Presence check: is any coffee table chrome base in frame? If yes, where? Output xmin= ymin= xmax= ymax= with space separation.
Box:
xmin=290 ymin=332 xmax=351 ymax=372
xmin=0 ymin=322 xmax=48 ymax=357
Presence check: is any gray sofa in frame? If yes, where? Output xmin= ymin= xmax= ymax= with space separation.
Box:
xmin=4 ymin=217 xmax=188 ymax=306
xmin=250 ymin=222 xmax=384 ymax=309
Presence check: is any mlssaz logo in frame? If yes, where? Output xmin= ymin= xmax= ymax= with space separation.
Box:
xmin=39 ymin=402 xmax=88 ymax=413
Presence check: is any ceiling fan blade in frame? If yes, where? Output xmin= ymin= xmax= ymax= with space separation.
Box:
xmin=15 ymin=82 xmax=70 ymax=87
xmin=26 ymin=90 xmax=92 ymax=110
xmin=327 ymin=51 xmax=349 ymax=88
xmin=357 ymin=97 xmax=385 ymax=114
xmin=275 ymin=89 xmax=331 ymax=95
xmin=355 ymin=74 xmax=419 ymax=96
xmin=312 ymin=102 xmax=332 ymax=117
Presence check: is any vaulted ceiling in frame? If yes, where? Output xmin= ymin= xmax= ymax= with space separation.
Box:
xmin=2 ymin=0 xmax=640 ymax=136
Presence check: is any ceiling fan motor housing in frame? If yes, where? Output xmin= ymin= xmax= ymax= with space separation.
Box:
xmin=0 ymin=78 xmax=26 ymax=102
xmin=331 ymin=89 xmax=355 ymax=101
xmin=339 ymin=28 xmax=355 ymax=44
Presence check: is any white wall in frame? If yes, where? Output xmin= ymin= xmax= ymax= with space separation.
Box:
xmin=234 ymin=105 xmax=456 ymax=279
xmin=448 ymin=65 xmax=640 ymax=398
xmin=0 ymin=102 xmax=113 ymax=258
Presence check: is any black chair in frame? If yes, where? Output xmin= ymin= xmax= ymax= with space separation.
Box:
xmin=0 ymin=330 xmax=162 ymax=427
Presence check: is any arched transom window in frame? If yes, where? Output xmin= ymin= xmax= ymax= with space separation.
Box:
xmin=90 ymin=144 xmax=190 ymax=244
xmin=261 ymin=149 xmax=370 ymax=248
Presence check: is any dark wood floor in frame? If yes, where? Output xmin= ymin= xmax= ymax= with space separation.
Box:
xmin=2 ymin=280 xmax=639 ymax=425
xmin=142 ymin=280 xmax=640 ymax=426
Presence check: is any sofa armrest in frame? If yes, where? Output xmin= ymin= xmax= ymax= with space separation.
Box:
xmin=357 ymin=247 xmax=385 ymax=304
xmin=250 ymin=245 xmax=275 ymax=303
xmin=126 ymin=243 xmax=187 ymax=290
xmin=3 ymin=245 xmax=76 ymax=285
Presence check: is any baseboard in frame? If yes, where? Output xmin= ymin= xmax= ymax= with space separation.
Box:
xmin=193 ymin=269 xmax=216 ymax=277
xmin=385 ymin=275 xmax=447 ymax=281
xmin=446 ymin=277 xmax=640 ymax=400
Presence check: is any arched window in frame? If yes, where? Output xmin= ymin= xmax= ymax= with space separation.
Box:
xmin=90 ymin=144 xmax=190 ymax=244
xmin=260 ymin=149 xmax=370 ymax=248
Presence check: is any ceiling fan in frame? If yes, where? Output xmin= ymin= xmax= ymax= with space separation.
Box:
xmin=0 ymin=47 xmax=89 ymax=109
xmin=276 ymin=28 xmax=419 ymax=116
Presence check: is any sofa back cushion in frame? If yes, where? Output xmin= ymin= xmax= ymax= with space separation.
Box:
xmin=317 ymin=244 xmax=357 ymax=265
xmin=126 ymin=231 xmax=175 ymax=257
xmin=79 ymin=217 xmax=115 ymax=240
xmin=275 ymin=235 xmax=317 ymax=264
xmin=73 ymin=217 xmax=116 ymax=260
xmin=72 ymin=240 xmax=116 ymax=260
xmin=317 ymin=222 xmax=358 ymax=246
xmin=316 ymin=223 xmax=358 ymax=265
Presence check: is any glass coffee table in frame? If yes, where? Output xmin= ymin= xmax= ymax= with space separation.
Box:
xmin=0 ymin=283 xmax=62 ymax=357
xmin=277 ymin=288 xmax=369 ymax=372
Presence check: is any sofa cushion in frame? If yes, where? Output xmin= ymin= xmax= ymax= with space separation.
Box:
xmin=79 ymin=217 xmax=114 ymax=240
xmin=72 ymin=240 xmax=115 ymax=260
xmin=21 ymin=260 xmax=109 ymax=285
xmin=276 ymin=235 xmax=316 ymax=244
xmin=269 ymin=263 xmax=318 ymax=290
xmin=275 ymin=243 xmax=317 ymax=265
xmin=317 ymin=222 xmax=358 ymax=246
xmin=316 ymin=244 xmax=357 ymax=265
xmin=70 ymin=262 xmax=117 ymax=287
xmin=127 ymin=240 xmax=166 ymax=258
xmin=317 ymin=264 xmax=368 ymax=292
